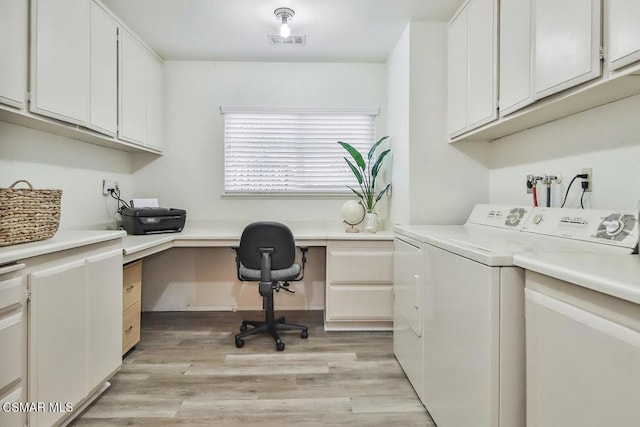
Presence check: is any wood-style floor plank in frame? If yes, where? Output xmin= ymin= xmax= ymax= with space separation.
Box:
xmin=72 ymin=310 xmax=434 ymax=426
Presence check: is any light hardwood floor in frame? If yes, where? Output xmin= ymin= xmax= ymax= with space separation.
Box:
xmin=73 ymin=310 xmax=434 ymax=426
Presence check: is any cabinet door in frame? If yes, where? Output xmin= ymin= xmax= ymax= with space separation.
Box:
xmin=31 ymin=0 xmax=90 ymax=124
xmin=86 ymin=249 xmax=122 ymax=391
xmin=0 ymin=0 xmax=28 ymax=109
xmin=525 ymin=288 xmax=640 ymax=427
xmin=89 ymin=1 xmax=118 ymax=136
xmin=499 ymin=0 xmax=534 ymax=116
xmin=534 ymin=0 xmax=602 ymax=99
xmin=447 ymin=8 xmax=468 ymax=137
xmin=29 ymin=259 xmax=87 ymax=427
xmin=145 ymin=54 xmax=164 ymax=151
xmin=466 ymin=0 xmax=498 ymax=128
xmin=119 ymin=30 xmax=147 ymax=145
xmin=607 ymin=0 xmax=640 ymax=72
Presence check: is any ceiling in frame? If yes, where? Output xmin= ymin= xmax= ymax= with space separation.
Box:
xmin=101 ymin=0 xmax=465 ymax=63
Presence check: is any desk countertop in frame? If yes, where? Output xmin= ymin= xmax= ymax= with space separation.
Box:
xmin=122 ymin=220 xmax=394 ymax=261
xmin=0 ymin=221 xmax=393 ymax=266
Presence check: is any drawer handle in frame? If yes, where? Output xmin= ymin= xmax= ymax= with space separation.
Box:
xmin=125 ymin=325 xmax=134 ymax=333
xmin=0 ymin=263 xmax=26 ymax=276
xmin=125 ymin=285 xmax=135 ymax=292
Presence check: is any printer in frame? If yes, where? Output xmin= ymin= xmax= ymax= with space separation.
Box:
xmin=120 ymin=207 xmax=187 ymax=235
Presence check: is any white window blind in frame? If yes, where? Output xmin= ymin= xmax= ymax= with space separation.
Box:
xmin=223 ymin=108 xmax=378 ymax=194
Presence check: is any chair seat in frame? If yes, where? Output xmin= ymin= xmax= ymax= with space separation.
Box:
xmin=239 ymin=263 xmax=301 ymax=281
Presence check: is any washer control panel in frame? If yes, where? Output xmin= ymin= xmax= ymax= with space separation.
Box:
xmin=522 ymin=207 xmax=638 ymax=249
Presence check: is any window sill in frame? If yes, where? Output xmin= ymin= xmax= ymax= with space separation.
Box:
xmin=221 ymin=193 xmax=355 ymax=200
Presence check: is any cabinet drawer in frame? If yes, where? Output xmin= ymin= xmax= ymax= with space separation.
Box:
xmin=327 ymin=284 xmax=393 ymax=320
xmin=0 ymin=276 xmax=25 ymax=311
xmin=123 ymin=261 xmax=142 ymax=310
xmin=122 ymin=301 xmax=141 ymax=354
xmin=0 ymin=386 xmax=26 ymax=427
xmin=0 ymin=310 xmax=24 ymax=390
xmin=328 ymin=247 xmax=393 ymax=283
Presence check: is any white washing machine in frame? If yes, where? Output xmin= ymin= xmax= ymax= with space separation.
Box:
xmin=393 ymin=204 xmax=534 ymax=427
xmin=393 ymin=204 xmax=637 ymax=427
xmin=517 ymin=207 xmax=638 ymax=427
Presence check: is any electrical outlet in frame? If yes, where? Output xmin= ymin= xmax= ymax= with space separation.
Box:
xmin=102 ymin=179 xmax=115 ymax=195
xmin=581 ymin=168 xmax=592 ymax=192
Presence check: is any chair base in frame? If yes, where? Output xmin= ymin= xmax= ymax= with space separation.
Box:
xmin=235 ymin=315 xmax=308 ymax=351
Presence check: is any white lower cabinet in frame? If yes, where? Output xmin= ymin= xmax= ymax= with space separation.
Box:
xmin=525 ymin=271 xmax=640 ymax=427
xmin=0 ymin=265 xmax=27 ymax=427
xmin=324 ymin=240 xmax=393 ymax=330
xmin=26 ymin=241 xmax=123 ymax=427
xmin=29 ymin=259 xmax=88 ymax=427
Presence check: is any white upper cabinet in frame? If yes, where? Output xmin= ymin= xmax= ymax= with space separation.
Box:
xmin=466 ymin=0 xmax=498 ymax=129
xmin=119 ymin=28 xmax=164 ymax=150
xmin=447 ymin=9 xmax=468 ymax=137
xmin=31 ymin=0 xmax=91 ymax=124
xmin=0 ymin=0 xmax=28 ymax=109
xmin=447 ymin=0 xmax=498 ymax=138
xmin=89 ymin=1 xmax=118 ymax=136
xmin=534 ymin=0 xmax=602 ymax=99
xmin=145 ymin=54 xmax=164 ymax=151
xmin=499 ymin=0 xmax=534 ymax=116
xmin=119 ymin=30 xmax=147 ymax=145
xmin=607 ymin=0 xmax=640 ymax=72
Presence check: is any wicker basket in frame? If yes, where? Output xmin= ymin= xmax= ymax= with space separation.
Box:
xmin=0 ymin=180 xmax=62 ymax=247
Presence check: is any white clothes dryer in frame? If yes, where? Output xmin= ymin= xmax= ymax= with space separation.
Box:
xmin=393 ymin=204 xmax=638 ymax=427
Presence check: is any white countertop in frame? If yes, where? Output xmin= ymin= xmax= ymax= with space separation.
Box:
xmin=122 ymin=220 xmax=393 ymax=258
xmin=0 ymin=230 xmax=126 ymax=265
xmin=514 ymin=251 xmax=640 ymax=304
xmin=0 ymin=221 xmax=393 ymax=266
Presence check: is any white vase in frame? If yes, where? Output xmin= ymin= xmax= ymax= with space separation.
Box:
xmin=364 ymin=212 xmax=378 ymax=233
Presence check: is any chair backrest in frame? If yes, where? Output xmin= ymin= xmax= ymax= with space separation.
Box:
xmin=238 ymin=222 xmax=296 ymax=270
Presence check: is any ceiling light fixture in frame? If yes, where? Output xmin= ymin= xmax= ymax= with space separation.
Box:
xmin=274 ymin=7 xmax=294 ymax=39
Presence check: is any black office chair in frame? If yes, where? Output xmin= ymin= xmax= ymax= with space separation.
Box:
xmin=232 ymin=222 xmax=309 ymax=351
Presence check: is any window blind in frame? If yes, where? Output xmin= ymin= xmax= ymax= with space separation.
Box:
xmin=223 ymin=109 xmax=377 ymax=194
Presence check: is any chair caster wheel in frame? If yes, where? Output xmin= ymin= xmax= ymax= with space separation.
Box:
xmin=276 ymin=342 xmax=285 ymax=351
xmin=300 ymin=330 xmax=308 ymax=339
xmin=235 ymin=338 xmax=245 ymax=348
xmin=239 ymin=324 xmax=247 ymax=332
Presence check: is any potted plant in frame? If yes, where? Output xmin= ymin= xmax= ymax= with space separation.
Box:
xmin=337 ymin=136 xmax=391 ymax=232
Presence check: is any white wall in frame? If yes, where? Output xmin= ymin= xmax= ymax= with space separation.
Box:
xmin=387 ymin=25 xmax=411 ymax=225
xmin=0 ymin=122 xmax=133 ymax=229
xmin=489 ymin=94 xmax=640 ymax=212
xmin=131 ymin=61 xmax=388 ymax=223
xmin=387 ymin=22 xmax=490 ymax=226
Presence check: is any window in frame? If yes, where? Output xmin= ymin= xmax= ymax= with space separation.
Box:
xmin=222 ymin=107 xmax=378 ymax=194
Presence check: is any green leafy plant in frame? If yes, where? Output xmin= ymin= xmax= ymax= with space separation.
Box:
xmin=338 ymin=136 xmax=392 ymax=213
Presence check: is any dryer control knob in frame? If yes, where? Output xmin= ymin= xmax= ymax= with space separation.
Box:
xmin=602 ymin=220 xmax=624 ymax=236
xmin=533 ymin=214 xmax=543 ymax=225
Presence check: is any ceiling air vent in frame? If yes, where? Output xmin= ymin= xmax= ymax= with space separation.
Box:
xmin=268 ymin=34 xmax=306 ymax=45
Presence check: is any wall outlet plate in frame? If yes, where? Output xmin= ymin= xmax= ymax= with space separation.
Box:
xmin=581 ymin=168 xmax=592 ymax=192
xmin=102 ymin=179 xmax=115 ymax=195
